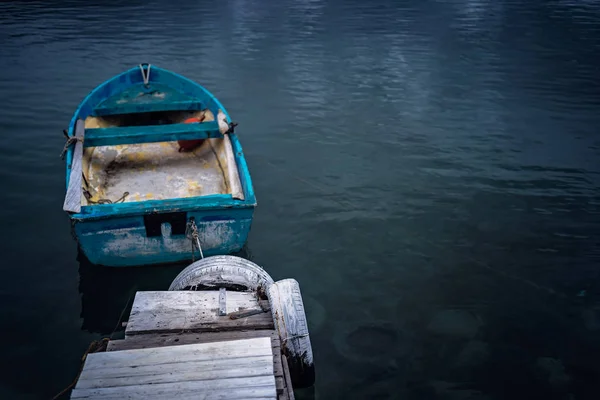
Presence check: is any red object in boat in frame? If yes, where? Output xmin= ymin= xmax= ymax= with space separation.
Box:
xmin=177 ymin=115 xmax=206 ymax=152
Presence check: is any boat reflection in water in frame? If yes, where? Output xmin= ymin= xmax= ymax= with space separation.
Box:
xmin=77 ymin=245 xmax=253 ymax=335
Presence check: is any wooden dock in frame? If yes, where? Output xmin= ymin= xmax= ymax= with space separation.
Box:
xmin=69 ymin=290 xmax=296 ymax=400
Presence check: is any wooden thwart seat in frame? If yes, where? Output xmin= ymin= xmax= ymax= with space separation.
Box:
xmin=94 ymin=100 xmax=204 ymax=117
xmin=84 ymin=121 xmax=222 ymax=147
xmin=92 ymin=83 xmax=204 ymax=117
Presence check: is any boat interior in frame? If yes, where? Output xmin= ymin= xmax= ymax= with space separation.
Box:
xmin=81 ymin=109 xmax=244 ymax=206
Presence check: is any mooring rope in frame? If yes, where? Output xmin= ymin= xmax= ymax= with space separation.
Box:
xmin=139 ymin=64 xmax=151 ymax=87
xmin=51 ymin=289 xmax=136 ymax=399
xmin=60 ymin=135 xmax=81 ymax=160
xmin=186 ymin=218 xmax=204 ymax=261
xmin=51 ymin=338 xmax=109 ymax=400
xmin=84 ymin=191 xmax=130 ymax=205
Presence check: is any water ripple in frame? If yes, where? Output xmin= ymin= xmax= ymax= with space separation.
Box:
xmin=1 ymin=0 xmax=600 ymax=399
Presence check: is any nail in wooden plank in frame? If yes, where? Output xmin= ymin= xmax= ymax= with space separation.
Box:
xmin=218 ymin=288 xmax=227 ymax=316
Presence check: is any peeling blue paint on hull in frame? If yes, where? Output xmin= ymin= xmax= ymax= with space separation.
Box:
xmin=74 ymin=209 xmax=254 ymax=267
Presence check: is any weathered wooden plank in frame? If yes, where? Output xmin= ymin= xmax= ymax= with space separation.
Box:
xmin=108 ymin=395 xmax=276 ymax=400
xmin=168 ymin=395 xmax=275 ymax=400
xmin=273 ymin=361 xmax=283 ymax=379
xmin=268 ymin=279 xmax=313 ymax=388
xmin=71 ymin=376 xmax=276 ymax=398
xmin=77 ymin=367 xmax=274 ymax=390
xmin=276 ymin=348 xmax=288 ymax=400
xmin=129 ymin=291 xmax=258 ymax=316
xmin=282 ymin=354 xmax=295 ymax=400
xmin=63 ymin=119 xmax=85 ymax=213
xmin=84 ymin=121 xmax=222 ymax=147
xmin=276 ymin=376 xmax=285 ymax=396
xmin=125 ymin=312 xmax=273 ymax=335
xmin=72 ymin=391 xmax=276 ymax=400
xmin=84 ymin=337 xmax=271 ymax=370
xmin=168 ymin=396 xmax=275 ymax=400
xmin=107 ymin=330 xmax=276 ymax=351
xmin=72 ymin=394 xmax=276 ymax=400
xmin=126 ymin=291 xmax=273 ymax=335
xmin=274 ymin=347 xmax=287 ymax=398
xmin=77 ymin=358 xmax=273 ymax=389
xmin=229 ymin=308 xmax=267 ymax=319
xmin=271 ymin=340 xmax=283 ymax=377
xmin=79 ymin=354 xmax=273 ymax=381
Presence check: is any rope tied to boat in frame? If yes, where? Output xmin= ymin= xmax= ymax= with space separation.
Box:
xmin=227 ymin=122 xmax=238 ymax=134
xmin=186 ymin=218 xmax=204 ymax=261
xmin=84 ymin=191 xmax=130 ymax=205
xmin=60 ymin=130 xmax=82 ymax=160
xmin=139 ymin=63 xmax=151 ymax=87
xmin=51 ymin=290 xmax=135 ymax=399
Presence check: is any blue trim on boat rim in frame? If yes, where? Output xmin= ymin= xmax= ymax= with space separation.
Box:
xmin=71 ymin=194 xmax=255 ymax=222
xmin=64 ymin=65 xmax=256 ymax=221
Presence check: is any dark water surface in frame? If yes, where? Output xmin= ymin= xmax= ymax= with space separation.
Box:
xmin=1 ymin=0 xmax=600 ymax=399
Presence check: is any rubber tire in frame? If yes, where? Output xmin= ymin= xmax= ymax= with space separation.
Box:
xmin=168 ymin=255 xmax=274 ymax=292
xmin=268 ymin=278 xmax=315 ymax=388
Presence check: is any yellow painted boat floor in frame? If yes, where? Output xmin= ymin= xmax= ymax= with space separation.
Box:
xmin=81 ymin=111 xmax=231 ymax=204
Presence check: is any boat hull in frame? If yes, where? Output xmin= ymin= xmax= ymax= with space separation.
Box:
xmin=73 ymin=207 xmax=254 ymax=267
xmin=63 ymin=65 xmax=257 ymax=267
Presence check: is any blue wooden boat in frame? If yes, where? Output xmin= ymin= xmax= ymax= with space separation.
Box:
xmin=62 ymin=64 xmax=256 ymax=267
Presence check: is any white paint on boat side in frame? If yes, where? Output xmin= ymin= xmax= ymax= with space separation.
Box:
xmin=82 ymin=221 xmax=239 ymax=256
xmin=198 ymin=221 xmax=238 ymax=249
